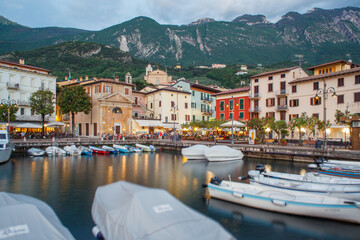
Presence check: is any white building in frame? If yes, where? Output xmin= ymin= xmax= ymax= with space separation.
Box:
xmin=0 ymin=59 xmax=57 ymax=125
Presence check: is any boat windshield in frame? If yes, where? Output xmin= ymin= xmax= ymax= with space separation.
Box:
xmin=0 ymin=134 xmax=6 ymax=140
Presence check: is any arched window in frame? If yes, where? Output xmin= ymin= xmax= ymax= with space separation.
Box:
xmin=112 ymin=107 xmax=122 ymax=114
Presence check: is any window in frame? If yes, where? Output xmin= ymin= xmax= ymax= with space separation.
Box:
xmin=20 ymin=108 xmax=24 ymax=115
xmin=268 ymin=83 xmax=273 ymax=92
xmin=125 ymin=88 xmax=130 ymax=95
xmin=312 ymin=113 xmax=319 ymax=119
xmin=239 ymin=112 xmax=244 ymax=119
xmin=150 ymin=103 xmax=153 ymax=109
xmin=254 ymin=85 xmax=259 ymax=93
xmin=192 ymin=90 xmax=195 ymax=96
xmin=220 ymin=113 xmax=225 ymax=119
xmin=292 ymin=85 xmax=297 ymax=93
xmin=95 ymin=85 xmax=100 ymax=93
xmin=185 ymin=102 xmax=188 ymax=109
xmin=229 ymin=112 xmax=234 ymax=120
xmin=134 ymin=97 xmax=138 ymax=105
xmin=85 ymin=123 xmax=89 ymax=136
xmin=310 ymin=97 xmax=321 ymax=105
xmin=266 ymin=112 xmax=275 ymax=118
xmin=105 ymin=85 xmax=111 ymax=93
xmin=289 ymin=99 xmax=299 ymax=107
xmin=356 ymin=75 xmax=360 ymax=84
xmin=239 ymin=99 xmax=244 ymax=110
xmin=134 ymin=112 xmax=138 ymax=117
xmin=93 ymin=123 xmax=98 ymax=136
xmin=337 ymin=95 xmax=344 ymax=104
xmin=281 ymin=74 xmax=286 ymax=78
xmin=266 ymin=98 xmax=275 ymax=107
xmin=171 ymin=114 xmax=177 ymax=121
xmin=171 ymin=101 xmax=175 ymax=107
xmin=268 ymin=76 xmax=273 ymax=80
xmin=191 ymin=102 xmax=196 ymax=108
xmin=229 ymin=100 xmax=234 ymax=110
xmin=159 ymin=101 xmax=161 ymax=107
xmin=313 ymin=82 xmax=319 ymax=90
xmin=289 ymin=114 xmax=299 ymax=120
xmin=185 ymin=115 xmax=190 ymax=121
xmin=192 ymin=115 xmax=195 ymax=121
xmin=78 ymin=123 xmax=82 ymax=136
xmin=254 ymin=78 xmax=258 ymax=83
xmin=280 ymin=111 xmax=286 ymax=121
xmin=338 ymin=78 xmax=344 ymax=87
xmin=220 ymin=101 xmax=225 ymax=111
xmin=355 ymin=92 xmax=360 ymax=102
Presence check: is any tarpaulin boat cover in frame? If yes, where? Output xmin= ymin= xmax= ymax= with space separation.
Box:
xmin=92 ymin=181 xmax=234 ymax=240
xmin=0 ymin=192 xmax=75 ymax=240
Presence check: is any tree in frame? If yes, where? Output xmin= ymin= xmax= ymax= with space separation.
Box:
xmin=288 ymin=113 xmax=308 ymax=143
xmin=270 ymin=120 xmax=289 ymax=141
xmin=58 ymin=85 xmax=92 ymax=135
xmin=306 ymin=116 xmax=319 ymax=139
xmin=29 ymin=90 xmax=55 ymax=136
xmin=0 ymin=104 xmax=18 ymax=122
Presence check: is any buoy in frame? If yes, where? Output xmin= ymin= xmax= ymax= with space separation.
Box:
xmin=92 ymin=226 xmax=104 ymax=239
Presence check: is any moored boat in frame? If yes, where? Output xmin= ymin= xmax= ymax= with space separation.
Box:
xmin=63 ymin=145 xmax=82 ymax=155
xmin=181 ymin=144 xmax=209 ymax=160
xmin=205 ymin=145 xmax=243 ymax=161
xmin=27 ymin=147 xmax=45 ymax=157
xmin=113 ymin=144 xmax=130 ymax=153
xmin=45 ymin=146 xmax=66 ymax=156
xmin=135 ymin=143 xmax=153 ymax=152
xmin=0 ymin=130 xmax=12 ymax=163
xmin=126 ymin=145 xmax=142 ymax=152
xmin=208 ymin=178 xmax=360 ymax=224
xmin=102 ymin=145 xmax=116 ymax=154
xmin=89 ymin=146 xmax=108 ymax=154
xmin=79 ymin=146 xmax=92 ymax=155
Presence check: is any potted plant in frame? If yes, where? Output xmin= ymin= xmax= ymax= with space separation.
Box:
xmin=254 ymin=137 xmax=259 ymax=144
xmin=280 ymin=138 xmax=287 ymax=146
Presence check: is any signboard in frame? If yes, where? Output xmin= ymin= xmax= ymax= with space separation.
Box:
xmin=249 ymin=129 xmax=256 ymax=145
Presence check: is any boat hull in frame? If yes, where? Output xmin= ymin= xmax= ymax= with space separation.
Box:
xmin=89 ymin=146 xmax=108 ymax=154
xmin=318 ymin=169 xmax=360 ymax=179
xmin=0 ymin=147 xmax=12 ymax=163
xmin=208 ymin=181 xmax=360 ymax=224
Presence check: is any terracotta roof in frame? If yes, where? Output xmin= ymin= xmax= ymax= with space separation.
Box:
xmin=146 ymin=86 xmax=191 ymax=95
xmin=212 ymin=86 xmax=250 ymax=96
xmin=65 ymin=78 xmax=134 ymax=87
xmin=250 ymin=66 xmax=299 ymax=79
xmin=288 ymin=67 xmax=360 ymax=84
xmin=307 ymin=60 xmax=359 ymax=70
xmin=174 ymin=79 xmax=222 ymax=93
xmin=0 ymin=59 xmax=52 ymax=73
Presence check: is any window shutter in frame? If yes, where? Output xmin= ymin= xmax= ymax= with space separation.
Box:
xmin=103 ymin=85 xmax=105 ymax=92
xmin=111 ymin=86 xmax=113 ymax=93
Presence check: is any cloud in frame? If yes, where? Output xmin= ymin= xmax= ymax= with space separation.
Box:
xmin=0 ymin=0 xmax=359 ymax=30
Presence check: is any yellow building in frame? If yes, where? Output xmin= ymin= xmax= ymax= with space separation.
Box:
xmin=309 ymin=60 xmax=359 ymax=76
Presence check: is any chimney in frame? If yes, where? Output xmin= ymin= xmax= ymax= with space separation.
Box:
xmin=85 ymin=75 xmax=89 ymax=81
xmin=196 ymin=80 xmax=198 ymax=84
xmin=94 ymin=76 xmax=98 ymax=81
xmin=80 ymin=76 xmax=83 ymax=81
xmin=115 ymin=76 xmax=120 ymax=81
xmin=19 ymin=58 xmax=24 ymax=65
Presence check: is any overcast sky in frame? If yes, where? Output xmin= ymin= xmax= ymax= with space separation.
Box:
xmin=0 ymin=0 xmax=359 ymax=30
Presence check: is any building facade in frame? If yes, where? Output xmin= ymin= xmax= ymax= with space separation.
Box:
xmin=0 ymin=59 xmax=57 ymax=126
xmin=213 ymin=87 xmax=250 ymax=121
xmin=144 ymin=64 xmax=172 ymax=85
xmin=172 ymin=79 xmax=221 ymax=121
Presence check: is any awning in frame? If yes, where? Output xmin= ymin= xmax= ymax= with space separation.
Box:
xmin=15 ymin=123 xmax=42 ymax=128
xmin=46 ymin=121 xmax=66 ymax=127
xmin=163 ymin=123 xmax=182 ymax=130
xmin=134 ymin=119 xmax=164 ymax=127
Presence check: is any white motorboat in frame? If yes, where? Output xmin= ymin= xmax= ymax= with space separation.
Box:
xmin=205 ymin=145 xmax=243 ymax=161
xmin=92 ymin=181 xmax=234 ymax=240
xmin=45 ymin=146 xmax=66 ymax=156
xmin=135 ymin=143 xmax=155 ymax=152
xmin=249 ymin=172 xmax=360 ymax=200
xmin=27 ymin=147 xmax=45 ymax=157
xmin=102 ymin=145 xmax=116 ymax=154
xmin=0 ymin=130 xmax=12 ymax=163
xmin=208 ymin=178 xmax=360 ymax=224
xmin=126 ymin=145 xmax=142 ymax=152
xmin=113 ymin=144 xmax=130 ymax=153
xmin=79 ymin=146 xmax=92 ymax=155
xmin=181 ymin=144 xmax=209 ymax=160
xmin=63 ymin=145 xmax=82 ymax=155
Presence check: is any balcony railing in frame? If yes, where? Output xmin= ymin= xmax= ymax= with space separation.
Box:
xmin=249 ymin=107 xmax=261 ymax=112
xmin=201 ymin=109 xmax=214 ymax=115
xmin=7 ymin=82 xmax=19 ymax=90
xmin=17 ymin=100 xmax=30 ymax=106
xmin=249 ymin=93 xmax=261 ymax=99
xmin=276 ymin=105 xmax=288 ymax=111
xmin=201 ymin=96 xmax=213 ymax=102
xmin=275 ymin=89 xmax=288 ymax=96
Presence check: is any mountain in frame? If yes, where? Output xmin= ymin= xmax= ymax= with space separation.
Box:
xmin=1 ymin=7 xmax=360 ymax=66
xmin=0 ymin=42 xmax=146 ymax=81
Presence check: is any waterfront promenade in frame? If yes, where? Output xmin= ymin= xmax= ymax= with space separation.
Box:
xmin=11 ymin=137 xmax=360 ymax=162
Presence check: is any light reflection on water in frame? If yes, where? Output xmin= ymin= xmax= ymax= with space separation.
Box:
xmin=0 ymin=152 xmax=359 ymax=240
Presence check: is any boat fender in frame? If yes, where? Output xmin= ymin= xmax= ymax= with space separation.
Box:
xmin=210 ymin=176 xmax=222 ymax=185
xmin=92 ymin=226 xmax=104 ymax=239
xmin=271 ymin=199 xmax=287 ymax=207
xmin=255 ymin=164 xmax=265 ymax=173
xmin=233 ymin=192 xmax=244 ymax=198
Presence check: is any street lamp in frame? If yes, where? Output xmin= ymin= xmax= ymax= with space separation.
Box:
xmin=315 ymin=83 xmax=336 ymax=150
xmin=226 ymin=96 xmax=238 ymax=145
xmin=1 ymin=97 xmax=17 ymax=133
xmin=170 ymin=105 xmax=178 ymax=140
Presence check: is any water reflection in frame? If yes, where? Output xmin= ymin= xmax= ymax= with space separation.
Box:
xmin=0 ymin=153 xmax=358 ymax=239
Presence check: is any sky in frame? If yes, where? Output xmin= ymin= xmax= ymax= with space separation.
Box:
xmin=0 ymin=0 xmax=359 ymax=30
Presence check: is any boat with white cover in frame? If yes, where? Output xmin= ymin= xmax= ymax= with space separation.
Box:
xmin=27 ymin=147 xmax=45 ymax=157
xmin=113 ymin=144 xmax=130 ymax=153
xmin=45 ymin=146 xmax=66 ymax=156
xmin=181 ymin=144 xmax=209 ymax=160
xmin=135 ymin=143 xmax=155 ymax=152
xmin=249 ymin=172 xmax=360 ymax=200
xmin=102 ymin=145 xmax=116 ymax=154
xmin=0 ymin=130 xmax=12 ymax=163
xmin=92 ymin=181 xmax=234 ymax=240
xmin=207 ymin=178 xmax=360 ymax=224
xmin=63 ymin=145 xmax=82 ymax=155
xmin=205 ymin=145 xmax=243 ymax=161
xmin=126 ymin=145 xmax=142 ymax=152
xmin=79 ymin=146 xmax=92 ymax=155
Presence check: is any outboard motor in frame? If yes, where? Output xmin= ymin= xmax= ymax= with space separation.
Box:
xmin=255 ymin=164 xmax=265 ymax=173
xmin=210 ymin=176 xmax=222 ymax=185
xmin=315 ymin=157 xmax=325 ymax=165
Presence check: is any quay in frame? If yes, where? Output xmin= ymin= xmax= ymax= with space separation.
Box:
xmin=11 ymin=138 xmax=360 ymax=162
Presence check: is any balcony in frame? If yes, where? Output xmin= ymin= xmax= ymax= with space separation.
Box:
xmin=7 ymin=82 xmax=19 ymax=90
xmin=249 ymin=107 xmax=261 ymax=112
xmin=201 ymin=96 xmax=213 ymax=102
xmin=201 ymin=109 xmax=214 ymax=115
xmin=249 ymin=93 xmax=261 ymax=99
xmin=276 ymin=105 xmax=288 ymax=111
xmin=275 ymin=89 xmax=288 ymax=96
xmin=17 ymin=100 xmax=30 ymax=106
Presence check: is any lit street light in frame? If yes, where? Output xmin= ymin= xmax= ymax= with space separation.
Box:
xmin=315 ymin=83 xmax=336 ymax=150
xmin=1 ymin=97 xmax=17 ymax=133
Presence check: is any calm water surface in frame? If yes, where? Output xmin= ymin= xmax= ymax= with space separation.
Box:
xmin=0 ymin=151 xmax=359 ymax=240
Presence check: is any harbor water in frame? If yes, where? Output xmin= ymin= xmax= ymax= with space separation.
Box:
xmin=0 ymin=151 xmax=359 ymax=240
